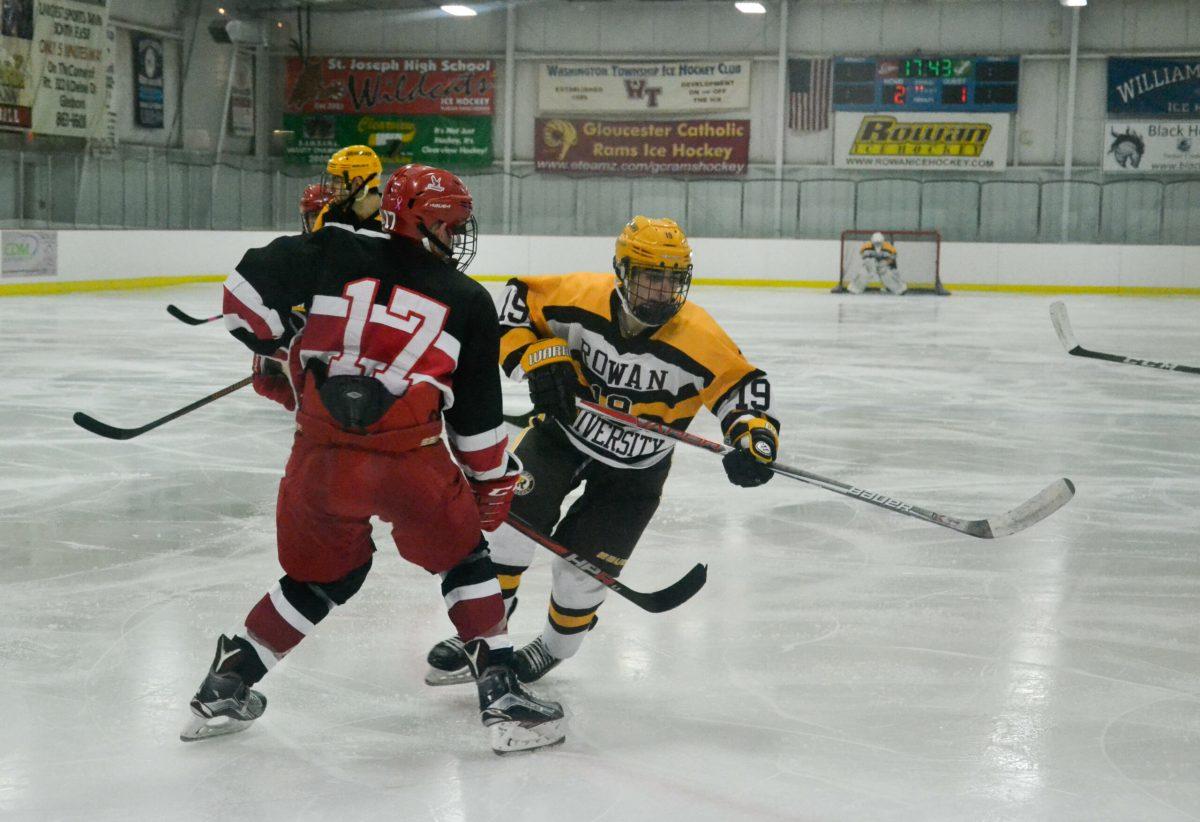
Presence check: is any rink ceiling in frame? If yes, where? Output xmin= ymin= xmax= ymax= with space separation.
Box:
xmin=2 ymin=284 xmax=1199 ymax=821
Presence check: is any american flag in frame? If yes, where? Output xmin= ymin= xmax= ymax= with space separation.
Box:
xmin=788 ymin=58 xmax=832 ymax=131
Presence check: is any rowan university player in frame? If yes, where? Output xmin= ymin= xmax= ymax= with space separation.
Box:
xmin=312 ymin=144 xmax=387 ymax=234
xmin=848 ymin=231 xmax=906 ymax=295
xmin=182 ymin=164 xmax=566 ymax=754
xmin=426 ymin=216 xmax=779 ymax=685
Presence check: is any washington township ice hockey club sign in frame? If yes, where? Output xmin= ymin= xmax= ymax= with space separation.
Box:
xmin=1107 ymin=58 xmax=1200 ymax=117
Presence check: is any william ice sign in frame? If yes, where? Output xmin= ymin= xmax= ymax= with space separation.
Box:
xmin=1107 ymin=58 xmax=1200 ymax=117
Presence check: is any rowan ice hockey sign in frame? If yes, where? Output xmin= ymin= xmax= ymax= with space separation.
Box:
xmin=833 ymin=111 xmax=1009 ymax=172
xmin=538 ymin=60 xmax=750 ymax=114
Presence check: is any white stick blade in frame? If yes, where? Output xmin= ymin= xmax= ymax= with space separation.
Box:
xmin=984 ymin=478 xmax=1075 ymax=538
xmin=1049 ymin=301 xmax=1079 ymax=352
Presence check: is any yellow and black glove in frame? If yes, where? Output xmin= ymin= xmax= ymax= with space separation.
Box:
xmin=520 ymin=337 xmax=587 ymax=426
xmin=722 ymin=416 xmax=778 ymax=487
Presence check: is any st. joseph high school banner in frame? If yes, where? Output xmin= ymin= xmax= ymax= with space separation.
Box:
xmin=283 ymin=56 xmax=494 ymax=167
xmin=538 ymin=60 xmax=750 ymax=114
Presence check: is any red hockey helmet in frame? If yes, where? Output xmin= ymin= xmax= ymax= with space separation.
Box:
xmin=299 ymin=183 xmax=335 ymax=234
xmin=379 ymin=164 xmax=477 ymax=269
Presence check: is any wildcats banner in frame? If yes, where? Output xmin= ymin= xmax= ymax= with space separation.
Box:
xmin=833 ymin=111 xmax=1009 ymax=172
xmin=285 ymin=56 xmax=494 ymax=116
xmin=534 ymin=117 xmax=748 ymax=176
xmin=538 ymin=60 xmax=750 ymax=114
xmin=29 ymin=0 xmax=111 ymax=137
xmin=1104 ymin=120 xmax=1200 ymax=173
xmin=283 ymin=114 xmax=492 ymax=168
xmin=1108 ymin=58 xmax=1200 ymax=117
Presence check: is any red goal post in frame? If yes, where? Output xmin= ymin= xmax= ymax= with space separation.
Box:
xmin=832 ymin=229 xmax=948 ymax=296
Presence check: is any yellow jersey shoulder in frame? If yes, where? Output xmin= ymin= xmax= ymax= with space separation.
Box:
xmin=518 ymin=271 xmax=615 ymax=320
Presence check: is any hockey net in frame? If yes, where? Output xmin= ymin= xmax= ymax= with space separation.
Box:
xmin=832 ymin=229 xmax=947 ymax=295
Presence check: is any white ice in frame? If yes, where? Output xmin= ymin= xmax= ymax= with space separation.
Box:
xmin=1 ymin=284 xmax=1198 ymax=821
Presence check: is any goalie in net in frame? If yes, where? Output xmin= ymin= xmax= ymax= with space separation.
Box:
xmin=832 ymin=229 xmax=947 ymax=296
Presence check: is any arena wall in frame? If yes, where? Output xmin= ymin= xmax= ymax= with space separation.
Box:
xmin=0 ymin=231 xmax=1197 ymax=296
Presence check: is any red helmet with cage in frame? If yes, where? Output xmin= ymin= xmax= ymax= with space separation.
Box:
xmin=299 ymin=183 xmax=334 ymax=234
xmin=379 ymin=164 xmax=477 ymax=269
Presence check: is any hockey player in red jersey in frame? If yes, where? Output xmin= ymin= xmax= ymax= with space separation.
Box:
xmin=182 ymin=164 xmax=566 ymax=754
xmin=299 ymin=183 xmax=334 ymax=234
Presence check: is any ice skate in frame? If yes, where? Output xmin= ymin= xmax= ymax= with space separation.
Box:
xmin=180 ymin=635 xmax=267 ymax=742
xmin=514 ymin=636 xmax=562 ymax=683
xmin=464 ymin=639 xmax=566 ymax=755
xmin=424 ymin=635 xmax=473 ymax=686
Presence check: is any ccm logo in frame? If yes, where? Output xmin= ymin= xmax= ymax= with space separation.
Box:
xmin=847 ymin=487 xmax=913 ymax=512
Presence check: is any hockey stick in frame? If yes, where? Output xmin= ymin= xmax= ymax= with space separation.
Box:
xmin=167 ymin=304 xmax=221 ymax=325
xmin=575 ymin=399 xmax=1074 ymax=540
xmin=1049 ymin=301 xmax=1200 ymax=375
xmin=506 ymin=514 xmax=707 ymax=613
xmin=73 ymin=376 xmax=254 ymax=440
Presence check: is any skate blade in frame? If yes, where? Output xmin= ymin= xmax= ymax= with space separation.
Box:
xmin=179 ymin=713 xmax=256 ymax=742
xmin=424 ymin=666 xmax=473 ymax=686
xmin=489 ymin=718 xmax=567 ymax=755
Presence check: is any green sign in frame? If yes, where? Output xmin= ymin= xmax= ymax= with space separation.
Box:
xmin=283 ymin=114 xmax=493 ymax=168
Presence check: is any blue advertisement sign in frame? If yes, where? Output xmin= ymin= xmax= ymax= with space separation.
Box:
xmin=1107 ymin=57 xmax=1200 ymax=117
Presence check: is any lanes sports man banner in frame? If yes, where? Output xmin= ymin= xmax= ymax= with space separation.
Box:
xmin=833 ymin=111 xmax=1009 ymax=172
xmin=538 ymin=60 xmax=750 ymax=114
xmin=1108 ymin=57 xmax=1200 ymax=117
xmin=29 ymin=0 xmax=111 ymax=137
xmin=283 ymin=56 xmax=494 ymax=166
xmin=534 ymin=117 xmax=748 ymax=176
xmin=1104 ymin=120 xmax=1200 ymax=173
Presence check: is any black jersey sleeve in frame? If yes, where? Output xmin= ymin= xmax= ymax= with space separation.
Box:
xmin=444 ymin=284 xmax=510 ymax=480
xmin=222 ymin=234 xmax=323 ymax=355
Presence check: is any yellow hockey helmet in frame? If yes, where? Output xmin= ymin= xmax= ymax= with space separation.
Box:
xmin=613 ymin=216 xmax=693 ymax=325
xmin=322 ymin=144 xmax=383 ymax=200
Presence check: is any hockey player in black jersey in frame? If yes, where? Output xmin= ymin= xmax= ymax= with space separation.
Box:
xmin=184 ymin=164 xmax=565 ymax=754
xmin=426 ymin=216 xmax=779 ymax=686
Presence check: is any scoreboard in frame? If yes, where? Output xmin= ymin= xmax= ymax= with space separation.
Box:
xmin=832 ymin=56 xmax=1020 ymax=112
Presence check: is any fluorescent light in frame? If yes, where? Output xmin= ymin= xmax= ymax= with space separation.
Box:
xmin=441 ymin=4 xmax=477 ymax=15
xmin=1059 ymin=0 xmax=1086 ymax=6
xmin=735 ymin=2 xmax=767 ymax=12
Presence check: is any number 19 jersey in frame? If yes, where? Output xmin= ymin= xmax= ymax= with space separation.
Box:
xmin=498 ymin=272 xmax=776 ymax=470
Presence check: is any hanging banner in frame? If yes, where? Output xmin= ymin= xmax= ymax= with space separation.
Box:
xmin=282 ymin=114 xmax=492 ymax=168
xmin=284 ymin=56 xmax=494 ymax=116
xmin=229 ymin=52 xmax=253 ymax=137
xmin=1107 ymin=57 xmax=1200 ymax=118
xmin=538 ymin=60 xmax=750 ymax=114
xmin=833 ymin=111 xmax=1009 ymax=171
xmin=29 ymin=0 xmax=111 ymax=137
xmin=1104 ymin=120 xmax=1200 ymax=173
xmin=132 ymin=33 xmax=163 ymax=128
xmin=0 ymin=0 xmax=35 ymax=130
xmin=534 ymin=117 xmax=749 ymax=176
xmin=2 ymin=230 xmax=57 ymax=278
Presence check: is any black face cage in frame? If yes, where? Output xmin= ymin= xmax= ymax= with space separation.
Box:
xmin=451 ymin=215 xmax=478 ymax=271
xmin=618 ymin=261 xmax=692 ymax=326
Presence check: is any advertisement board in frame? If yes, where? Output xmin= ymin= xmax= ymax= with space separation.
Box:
xmin=534 ymin=117 xmax=748 ymax=176
xmin=1104 ymin=119 xmax=1200 ymax=173
xmin=833 ymin=111 xmax=1009 ymax=171
xmin=1107 ymin=58 xmax=1200 ymax=117
xmin=538 ymin=60 xmax=750 ymax=114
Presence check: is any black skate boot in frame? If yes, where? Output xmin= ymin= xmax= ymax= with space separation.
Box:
xmin=425 ymin=598 xmax=517 ymax=686
xmin=180 ymin=635 xmax=268 ymax=742
xmin=424 ymin=636 xmax=472 ymax=686
xmin=463 ymin=639 xmax=566 ymax=755
xmin=514 ymin=636 xmax=562 ymax=683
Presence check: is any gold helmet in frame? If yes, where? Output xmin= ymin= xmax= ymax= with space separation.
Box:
xmin=613 ymin=216 xmax=693 ymax=325
xmin=322 ymin=145 xmax=383 ymax=201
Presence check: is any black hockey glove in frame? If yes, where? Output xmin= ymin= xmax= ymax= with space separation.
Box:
xmin=520 ymin=337 xmax=585 ymax=425
xmin=722 ymin=416 xmax=778 ymax=488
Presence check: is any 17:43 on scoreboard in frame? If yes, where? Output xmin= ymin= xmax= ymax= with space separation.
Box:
xmin=833 ymin=56 xmax=1020 ymax=112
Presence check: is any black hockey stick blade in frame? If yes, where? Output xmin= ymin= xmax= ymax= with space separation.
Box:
xmin=167 ymin=304 xmax=221 ymax=325
xmin=506 ymin=514 xmax=707 ymax=613
xmin=73 ymin=376 xmax=254 ymax=440
xmin=1050 ymin=301 xmax=1200 ymax=375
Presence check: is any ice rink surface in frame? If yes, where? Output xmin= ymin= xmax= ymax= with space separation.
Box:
xmin=2 ymin=283 xmax=1198 ymax=821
